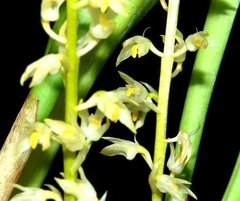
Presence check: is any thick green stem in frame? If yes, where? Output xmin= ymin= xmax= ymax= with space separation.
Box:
xmin=152 ymin=1 xmax=180 ymax=201
xmin=178 ymin=0 xmax=239 ymax=181
xmin=222 ymin=154 xmax=240 ymax=201
xmin=63 ymin=0 xmax=79 ymax=200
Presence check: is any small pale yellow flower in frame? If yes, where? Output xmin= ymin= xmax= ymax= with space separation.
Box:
xmin=78 ymin=109 xmax=110 ymax=142
xmin=44 ymin=118 xmax=85 ymax=152
xmin=10 ymin=184 xmax=62 ymax=201
xmin=101 ymin=136 xmax=153 ymax=168
xmin=76 ymin=9 xmax=115 ymax=56
xmin=17 ymin=122 xmax=53 ymax=154
xmin=75 ymin=90 xmax=136 ymax=133
xmin=90 ymin=13 xmax=115 ymax=39
xmin=55 ymin=168 xmax=107 ymax=201
xmin=116 ymin=71 xmax=159 ymax=129
xmin=116 ymin=36 xmax=163 ymax=66
xmin=20 ymin=54 xmax=64 ymax=87
xmin=118 ymin=71 xmax=158 ymax=108
xmin=28 ymin=122 xmax=52 ymax=151
xmin=156 ymin=174 xmax=197 ymax=201
xmin=41 ymin=0 xmax=65 ymax=21
xmin=41 ymin=0 xmax=66 ymax=43
xmin=75 ymin=0 xmax=128 ymax=56
xmin=165 ymin=131 xmax=192 ymax=174
xmin=185 ymin=31 xmax=209 ymax=51
xmin=171 ymin=30 xmax=208 ymax=77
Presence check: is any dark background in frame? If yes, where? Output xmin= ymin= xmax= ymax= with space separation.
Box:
xmin=1 ymin=1 xmax=239 ymax=200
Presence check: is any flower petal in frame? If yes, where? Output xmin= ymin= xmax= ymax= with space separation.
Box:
xmin=10 ymin=184 xmax=62 ymax=201
xmin=20 ymin=54 xmax=63 ymax=87
xmin=41 ymin=0 xmax=65 ymax=21
xmin=101 ymin=136 xmax=152 ymax=168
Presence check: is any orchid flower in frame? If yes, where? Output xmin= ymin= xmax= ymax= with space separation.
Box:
xmin=41 ymin=0 xmax=66 ymax=44
xmin=116 ymin=71 xmax=159 ymax=129
xmin=75 ymin=90 xmax=136 ymax=133
xmin=101 ymin=136 xmax=153 ymax=168
xmin=17 ymin=122 xmax=52 ymax=153
xmin=165 ymin=131 xmax=192 ymax=174
xmin=55 ymin=168 xmax=107 ymax=201
xmin=10 ymin=184 xmax=62 ymax=201
xmin=74 ymin=0 xmax=128 ymax=56
xmin=78 ymin=109 xmax=110 ymax=142
xmin=156 ymin=174 xmax=197 ymax=201
xmin=116 ymin=35 xmax=163 ymax=66
xmin=77 ymin=11 xmax=115 ymax=56
xmin=20 ymin=54 xmax=65 ymax=87
xmin=44 ymin=118 xmax=85 ymax=152
xmin=171 ymin=30 xmax=209 ymax=77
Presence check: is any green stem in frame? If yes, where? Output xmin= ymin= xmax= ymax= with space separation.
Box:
xmin=178 ymin=0 xmax=239 ymax=181
xmin=63 ymin=0 xmax=79 ymax=200
xmin=152 ymin=1 xmax=180 ymax=201
xmin=222 ymin=154 xmax=240 ymax=201
xmin=65 ymin=0 xmax=79 ymax=122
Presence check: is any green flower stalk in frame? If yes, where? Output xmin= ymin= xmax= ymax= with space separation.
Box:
xmin=151 ymin=1 xmax=181 ymax=200
xmin=63 ymin=0 xmax=80 ymax=200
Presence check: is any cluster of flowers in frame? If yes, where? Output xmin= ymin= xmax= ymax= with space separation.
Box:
xmin=116 ymin=29 xmax=208 ymax=77
xmin=149 ymin=131 xmax=198 ymax=201
xmin=11 ymin=0 xmax=209 ymax=200
xmin=13 ymin=70 xmax=159 ymax=200
xmin=11 ymin=0 xmax=131 ymax=200
xmin=20 ymin=0 xmax=129 ymax=87
xmin=112 ymin=25 xmax=208 ymax=200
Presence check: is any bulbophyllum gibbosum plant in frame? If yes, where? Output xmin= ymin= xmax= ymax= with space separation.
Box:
xmin=0 ymin=0 xmax=239 ymax=201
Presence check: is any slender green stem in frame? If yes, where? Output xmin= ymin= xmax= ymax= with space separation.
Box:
xmin=65 ymin=1 xmax=79 ymax=121
xmin=64 ymin=0 xmax=79 ymax=200
xmin=152 ymin=1 xmax=180 ymax=201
